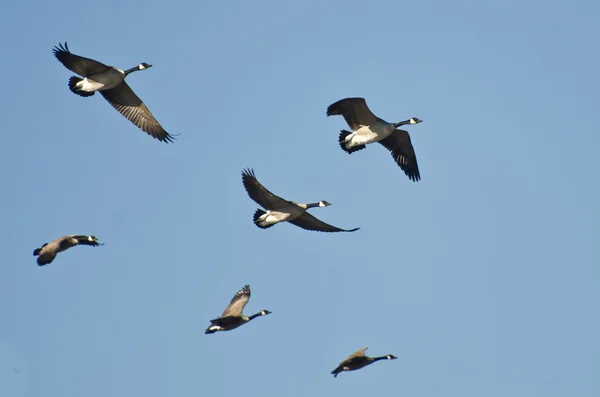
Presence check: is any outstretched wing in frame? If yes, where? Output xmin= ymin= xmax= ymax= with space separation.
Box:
xmin=100 ymin=83 xmax=174 ymax=143
xmin=289 ymin=212 xmax=359 ymax=233
xmin=378 ymin=129 xmax=421 ymax=182
xmin=221 ymin=285 xmax=251 ymax=317
xmin=53 ymin=42 xmax=111 ymax=77
xmin=241 ymin=169 xmax=290 ymax=210
xmin=341 ymin=347 xmax=368 ymax=364
xmin=327 ymin=98 xmax=378 ymax=131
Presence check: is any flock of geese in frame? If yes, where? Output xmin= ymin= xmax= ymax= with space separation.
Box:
xmin=34 ymin=41 xmax=426 ymax=378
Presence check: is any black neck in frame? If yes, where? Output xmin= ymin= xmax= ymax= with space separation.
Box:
xmin=306 ymin=202 xmax=321 ymax=209
xmin=124 ymin=66 xmax=140 ymax=75
xmin=248 ymin=312 xmax=263 ymax=320
xmin=394 ymin=119 xmax=412 ymax=127
xmin=373 ymin=356 xmax=389 ymax=362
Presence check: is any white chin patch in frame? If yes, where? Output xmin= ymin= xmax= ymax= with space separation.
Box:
xmin=410 ymin=118 xmax=418 ymax=124
xmin=88 ymin=236 xmax=94 ymax=242
xmin=139 ymin=64 xmax=146 ymax=70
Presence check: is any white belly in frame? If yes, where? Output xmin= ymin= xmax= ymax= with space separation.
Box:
xmin=346 ymin=122 xmax=394 ymax=147
xmin=81 ymin=68 xmax=125 ymax=92
xmin=257 ymin=208 xmax=303 ymax=226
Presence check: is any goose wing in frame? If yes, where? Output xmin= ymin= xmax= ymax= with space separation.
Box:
xmin=341 ymin=347 xmax=369 ymax=364
xmin=241 ymin=169 xmax=290 ymax=210
xmin=378 ymin=129 xmax=421 ymax=182
xmin=52 ymin=42 xmax=111 ymax=77
xmin=221 ymin=285 xmax=251 ymax=317
xmin=327 ymin=97 xmax=378 ymax=130
xmin=289 ymin=213 xmax=359 ymax=233
xmin=100 ymin=83 xmax=174 ymax=143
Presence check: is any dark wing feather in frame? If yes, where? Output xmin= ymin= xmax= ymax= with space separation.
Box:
xmin=221 ymin=285 xmax=251 ymax=317
xmin=52 ymin=42 xmax=111 ymax=77
xmin=289 ymin=212 xmax=359 ymax=233
xmin=378 ymin=130 xmax=421 ymax=182
xmin=100 ymin=83 xmax=174 ymax=143
xmin=241 ymin=169 xmax=291 ymax=210
xmin=326 ymin=97 xmax=378 ymax=130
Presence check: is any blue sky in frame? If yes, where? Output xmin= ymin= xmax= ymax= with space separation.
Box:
xmin=1 ymin=0 xmax=599 ymax=396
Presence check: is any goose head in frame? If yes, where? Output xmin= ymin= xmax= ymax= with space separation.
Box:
xmin=319 ymin=200 xmax=331 ymax=207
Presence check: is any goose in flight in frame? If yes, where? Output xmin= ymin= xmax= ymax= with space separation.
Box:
xmin=33 ymin=234 xmax=103 ymax=266
xmin=331 ymin=347 xmax=397 ymax=378
xmin=241 ymin=169 xmax=359 ymax=232
xmin=52 ymin=42 xmax=174 ymax=143
xmin=205 ymin=285 xmax=271 ymax=334
xmin=327 ymin=97 xmax=422 ymax=181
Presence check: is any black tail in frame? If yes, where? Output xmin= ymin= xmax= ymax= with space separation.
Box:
xmin=68 ymin=76 xmax=95 ymax=97
xmin=204 ymin=328 xmax=217 ymax=334
xmin=339 ymin=130 xmax=365 ymax=154
xmin=331 ymin=366 xmax=342 ymax=378
xmin=253 ymin=209 xmax=274 ymax=229
xmin=33 ymin=248 xmax=41 ymax=256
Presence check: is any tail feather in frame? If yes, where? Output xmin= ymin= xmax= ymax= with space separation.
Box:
xmin=68 ymin=76 xmax=95 ymax=97
xmin=331 ymin=366 xmax=342 ymax=378
xmin=33 ymin=248 xmax=41 ymax=256
xmin=339 ymin=130 xmax=365 ymax=154
xmin=253 ymin=209 xmax=275 ymax=229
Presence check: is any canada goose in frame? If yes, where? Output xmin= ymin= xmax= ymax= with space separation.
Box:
xmin=331 ymin=347 xmax=397 ymax=378
xmin=52 ymin=42 xmax=174 ymax=143
xmin=205 ymin=285 xmax=271 ymax=334
xmin=327 ymin=97 xmax=422 ymax=181
xmin=241 ymin=169 xmax=359 ymax=232
xmin=33 ymin=235 xmax=103 ymax=266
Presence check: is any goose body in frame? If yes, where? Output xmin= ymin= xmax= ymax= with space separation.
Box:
xmin=205 ymin=285 xmax=271 ymax=334
xmin=327 ymin=97 xmax=423 ymax=181
xmin=52 ymin=42 xmax=174 ymax=143
xmin=73 ymin=68 xmax=127 ymax=93
xmin=33 ymin=235 xmax=103 ymax=266
xmin=331 ymin=347 xmax=397 ymax=378
xmin=241 ymin=169 xmax=359 ymax=232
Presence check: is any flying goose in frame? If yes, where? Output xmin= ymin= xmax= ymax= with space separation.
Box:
xmin=241 ymin=169 xmax=359 ymax=232
xmin=33 ymin=235 xmax=103 ymax=266
xmin=205 ymin=285 xmax=271 ymax=334
xmin=52 ymin=42 xmax=174 ymax=143
xmin=331 ymin=347 xmax=397 ymax=378
xmin=326 ymin=97 xmax=422 ymax=181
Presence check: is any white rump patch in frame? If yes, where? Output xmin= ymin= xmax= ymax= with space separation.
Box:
xmin=79 ymin=78 xmax=103 ymax=92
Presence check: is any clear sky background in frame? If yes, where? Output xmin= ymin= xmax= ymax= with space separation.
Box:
xmin=1 ymin=0 xmax=599 ymax=396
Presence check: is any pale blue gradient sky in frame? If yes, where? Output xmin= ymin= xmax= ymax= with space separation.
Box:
xmin=1 ymin=1 xmax=599 ymax=396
